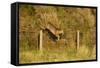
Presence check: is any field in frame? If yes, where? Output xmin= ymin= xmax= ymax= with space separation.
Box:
xmin=19 ymin=4 xmax=96 ymax=64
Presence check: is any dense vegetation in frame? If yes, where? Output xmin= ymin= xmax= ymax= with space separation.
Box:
xmin=19 ymin=4 xmax=96 ymax=64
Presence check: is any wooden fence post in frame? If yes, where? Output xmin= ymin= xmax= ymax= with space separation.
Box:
xmin=77 ymin=30 xmax=80 ymax=51
xmin=39 ymin=30 xmax=43 ymax=53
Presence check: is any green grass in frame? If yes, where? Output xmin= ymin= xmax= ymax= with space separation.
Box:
xmin=19 ymin=44 xmax=96 ymax=64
